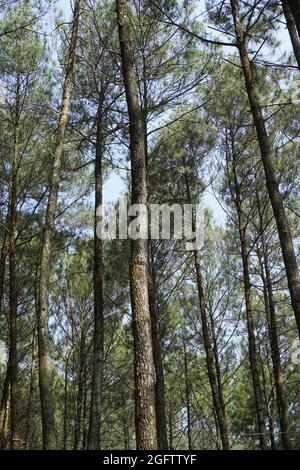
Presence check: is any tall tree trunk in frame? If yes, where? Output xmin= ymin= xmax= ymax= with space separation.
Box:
xmin=0 ymin=367 xmax=10 ymax=449
xmin=74 ymin=319 xmax=86 ymax=450
xmin=116 ymin=0 xmax=157 ymax=450
xmin=25 ymin=328 xmax=36 ymax=449
xmin=287 ymin=0 xmax=300 ymax=37
xmin=258 ymin=345 xmax=276 ymax=450
xmin=36 ymin=0 xmax=81 ymax=450
xmin=209 ymin=304 xmax=227 ymax=428
xmin=81 ymin=360 xmax=88 ymax=450
xmin=88 ymin=106 xmax=104 ymax=451
xmin=263 ymin=263 xmax=291 ymax=450
xmin=239 ymin=232 xmax=268 ymax=449
xmin=0 ymin=212 xmax=9 ymax=316
xmin=230 ymin=150 xmax=268 ymax=450
xmin=0 ymin=214 xmax=10 ymax=450
xmin=148 ymin=247 xmax=168 ymax=450
xmin=183 ymin=341 xmax=192 ymax=450
xmin=8 ymin=109 xmax=19 ymax=449
xmin=143 ymin=55 xmax=168 ymax=449
xmin=63 ymin=354 xmax=69 ymax=451
xmin=267 ymin=406 xmax=276 ymax=451
xmin=193 ymin=250 xmax=229 ymax=450
xmin=282 ymin=0 xmax=300 ymax=68
xmin=1 ymin=390 xmax=9 ymax=450
xmin=230 ymin=0 xmax=300 ymax=338
xmin=256 ymin=196 xmax=291 ymax=449
xmin=183 ymin=167 xmax=229 ymax=450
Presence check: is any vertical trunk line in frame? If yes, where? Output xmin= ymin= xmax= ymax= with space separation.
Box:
xmin=116 ymin=0 xmax=157 ymax=450
xmin=230 ymin=0 xmax=300 ymax=338
xmin=36 ymin=0 xmax=81 ymax=450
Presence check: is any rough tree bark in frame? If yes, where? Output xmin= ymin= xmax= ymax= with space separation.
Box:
xmin=116 ymin=0 xmax=157 ymax=450
xmin=230 ymin=0 xmax=300 ymax=339
xmin=36 ymin=0 xmax=81 ymax=450
xmin=0 ymin=366 xmax=9 ymax=449
xmin=286 ymin=0 xmax=300 ymax=37
xmin=282 ymin=0 xmax=300 ymax=68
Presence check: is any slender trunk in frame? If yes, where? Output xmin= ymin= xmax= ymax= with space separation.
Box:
xmin=36 ymin=0 xmax=81 ymax=449
xmin=256 ymin=197 xmax=291 ymax=449
xmin=0 ymin=216 xmax=10 ymax=449
xmin=0 ymin=212 xmax=9 ymax=315
xmin=74 ymin=323 xmax=86 ymax=450
xmin=8 ymin=112 xmax=19 ymax=449
xmin=258 ymin=342 xmax=276 ymax=450
xmin=183 ymin=168 xmax=229 ymax=450
xmin=213 ymin=408 xmax=221 ymax=450
xmin=148 ymin=248 xmax=168 ymax=450
xmin=144 ymin=58 xmax=168 ymax=449
xmin=117 ymin=0 xmax=157 ymax=450
xmin=282 ymin=0 xmax=300 ymax=68
xmin=230 ymin=152 xmax=268 ymax=450
xmin=88 ymin=107 xmax=104 ymax=451
xmin=168 ymin=407 xmax=173 ymax=450
xmin=230 ymin=0 xmax=300 ymax=338
xmin=211 ymin=312 xmax=227 ymax=449
xmin=263 ymin=262 xmax=291 ymax=450
xmin=193 ymin=249 xmax=229 ymax=450
xmin=81 ymin=360 xmax=88 ymax=450
xmin=71 ymin=317 xmax=77 ymax=449
xmin=183 ymin=341 xmax=192 ymax=450
xmin=287 ymin=0 xmax=300 ymax=37
xmin=25 ymin=328 xmax=36 ymax=449
xmin=239 ymin=230 xmax=268 ymax=449
xmin=209 ymin=305 xmax=226 ymax=425
xmin=63 ymin=355 xmax=69 ymax=450
xmin=267 ymin=407 xmax=276 ymax=451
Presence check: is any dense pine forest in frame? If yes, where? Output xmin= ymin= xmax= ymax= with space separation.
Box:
xmin=0 ymin=0 xmax=300 ymax=452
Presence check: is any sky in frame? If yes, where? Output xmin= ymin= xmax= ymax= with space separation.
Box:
xmin=56 ymin=0 xmax=294 ymax=223
xmin=57 ymin=0 xmax=72 ymax=16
